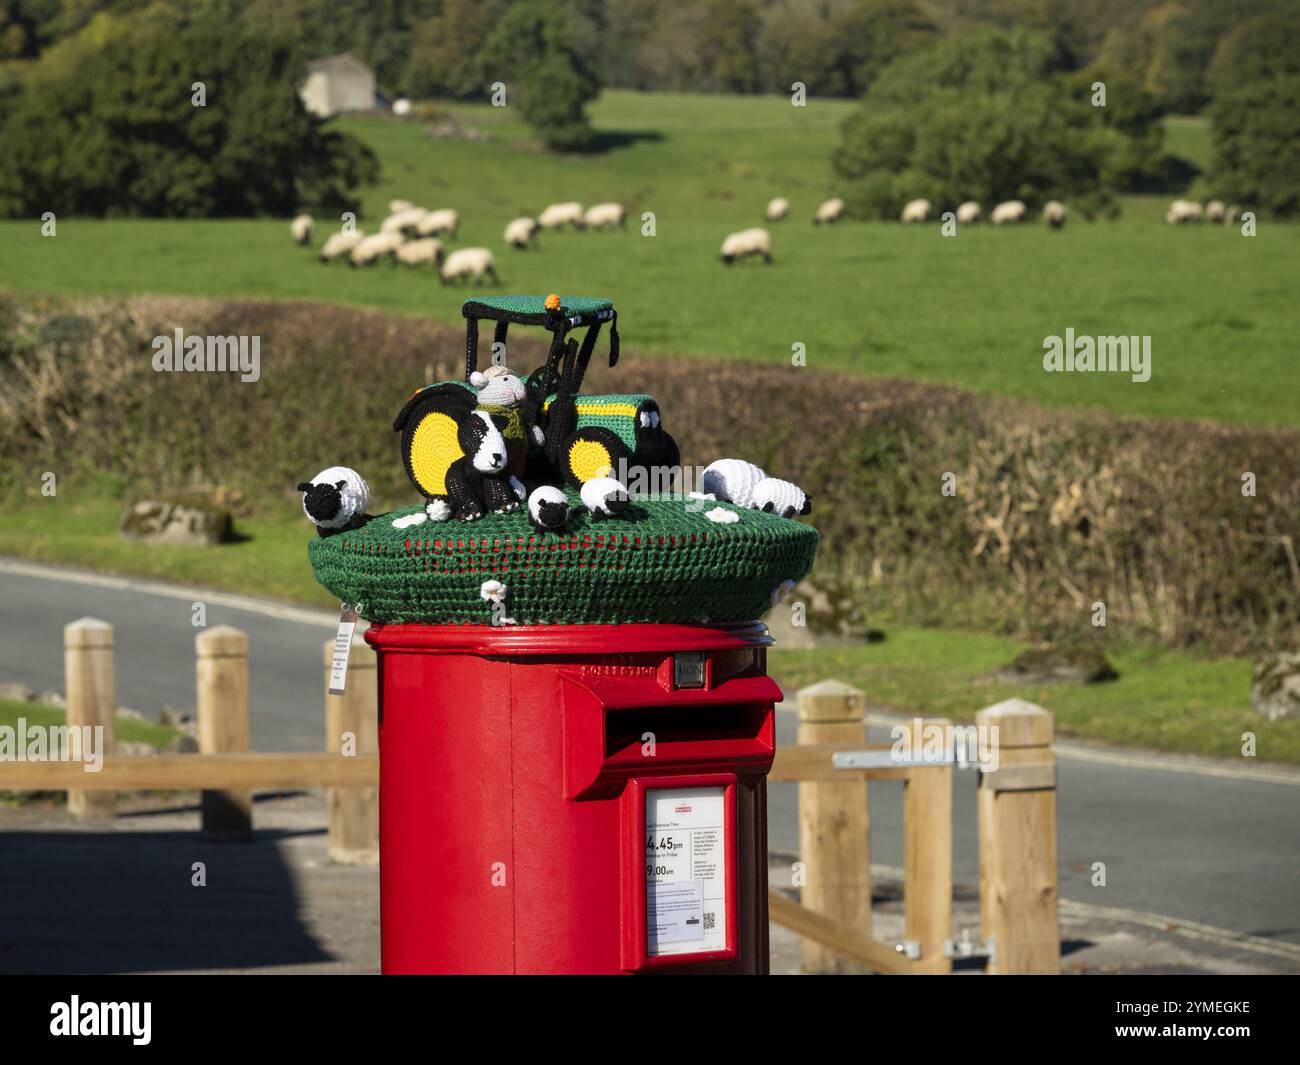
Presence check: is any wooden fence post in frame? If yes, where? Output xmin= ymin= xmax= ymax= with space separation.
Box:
xmin=903 ymin=718 xmax=953 ymax=974
xmin=976 ymin=698 xmax=1059 ymax=974
xmin=64 ymin=618 xmax=116 ymax=819
xmin=196 ymin=625 xmax=252 ymax=840
xmin=324 ymin=637 xmax=379 ymax=865
xmin=796 ymin=679 xmax=871 ymax=974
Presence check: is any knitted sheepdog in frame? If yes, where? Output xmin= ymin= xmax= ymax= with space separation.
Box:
xmin=393 ymin=384 xmax=517 ymax=521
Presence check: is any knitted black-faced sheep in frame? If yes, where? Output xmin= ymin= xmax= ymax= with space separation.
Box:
xmin=581 ymin=476 xmax=630 ymax=521
xmin=393 ymin=384 xmax=517 ymax=521
xmin=298 ymin=466 xmax=373 ymax=536
xmin=527 ymin=485 xmax=569 ymax=532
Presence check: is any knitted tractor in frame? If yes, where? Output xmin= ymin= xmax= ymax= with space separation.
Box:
xmin=393 ymin=384 xmax=516 ymax=521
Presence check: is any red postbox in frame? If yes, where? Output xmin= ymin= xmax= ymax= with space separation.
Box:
xmin=364 ymin=620 xmax=780 ymax=975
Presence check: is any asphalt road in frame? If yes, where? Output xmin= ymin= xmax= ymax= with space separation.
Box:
xmin=3 ymin=558 xmax=1298 ymax=956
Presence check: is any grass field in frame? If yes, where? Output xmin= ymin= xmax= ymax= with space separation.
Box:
xmin=769 ymin=630 xmax=1300 ymax=765
xmin=0 ymin=493 xmax=333 ymax=608
xmin=1 ymin=91 xmax=1296 ymax=426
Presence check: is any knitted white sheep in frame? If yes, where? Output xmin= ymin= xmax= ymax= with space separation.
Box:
xmin=815 ymin=197 xmax=845 ymax=225
xmin=766 ymin=197 xmax=789 ymax=222
xmin=388 ymin=199 xmax=414 ymax=214
xmin=991 ymin=200 xmax=1026 ymax=225
xmin=417 ymin=208 xmax=459 ymax=238
xmin=504 ymin=216 xmax=539 ymax=249
xmin=319 ymin=229 xmax=364 ymax=262
xmin=956 ymin=201 xmax=981 ymax=225
xmin=581 ymin=477 xmax=629 ymax=521
xmin=528 ymin=485 xmax=569 ymax=532
xmin=900 ymin=198 xmax=930 ymax=224
xmin=538 ymin=202 xmax=585 ymax=229
xmin=583 ymin=202 xmax=626 ymax=229
xmin=702 ymin=459 xmax=767 ymax=509
xmin=1204 ymin=199 xmax=1226 ymax=223
xmin=720 ymin=228 xmax=772 ymax=265
xmin=1224 ymin=204 xmax=1242 ymax=225
xmin=441 ymin=247 xmax=498 ymax=285
xmin=751 ymin=477 xmax=811 ymax=519
xmin=1042 ymin=201 xmax=1067 ymax=229
xmin=396 ymin=238 xmax=444 ymax=267
xmin=297 ymin=466 xmax=372 ymax=536
xmin=291 ymin=214 xmax=314 ymax=245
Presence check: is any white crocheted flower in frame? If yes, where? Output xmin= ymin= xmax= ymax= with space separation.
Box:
xmin=705 ymin=507 xmax=740 ymax=524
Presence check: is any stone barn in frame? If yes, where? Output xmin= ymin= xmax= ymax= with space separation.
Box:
xmin=299 ymin=53 xmax=376 ymax=118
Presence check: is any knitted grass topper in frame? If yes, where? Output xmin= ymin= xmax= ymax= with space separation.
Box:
xmin=308 ymin=492 xmax=819 ymax=626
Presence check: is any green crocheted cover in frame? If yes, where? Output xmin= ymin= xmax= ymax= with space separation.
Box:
xmin=543 ymin=393 xmax=650 ymax=453
xmin=308 ymin=493 xmax=818 ymax=626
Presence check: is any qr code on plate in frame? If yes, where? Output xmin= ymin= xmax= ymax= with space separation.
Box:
xmin=703 ymin=911 xmax=716 ymax=931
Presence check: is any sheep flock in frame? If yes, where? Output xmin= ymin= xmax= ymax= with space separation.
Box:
xmin=290 ymin=190 xmax=1247 ymax=282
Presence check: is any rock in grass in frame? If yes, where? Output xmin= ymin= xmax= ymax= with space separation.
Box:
xmin=997 ymin=645 xmax=1118 ymax=685
xmin=120 ymin=496 xmax=232 ymax=546
xmin=1251 ymin=652 xmax=1300 ymax=721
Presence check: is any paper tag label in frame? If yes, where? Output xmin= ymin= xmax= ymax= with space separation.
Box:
xmin=645 ymin=786 xmax=727 ymax=957
xmin=328 ymin=604 xmax=358 ymax=695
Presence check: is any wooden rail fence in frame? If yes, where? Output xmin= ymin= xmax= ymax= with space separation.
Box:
xmin=1 ymin=619 xmax=1059 ymax=972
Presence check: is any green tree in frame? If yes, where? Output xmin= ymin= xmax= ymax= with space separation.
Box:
xmin=479 ymin=0 xmax=601 ymax=151
xmin=1206 ymin=13 xmax=1300 ymax=97
xmin=0 ymin=2 xmax=377 ymax=217
xmin=833 ymin=29 xmax=1146 ymax=219
xmin=1209 ymin=74 xmax=1300 ymax=218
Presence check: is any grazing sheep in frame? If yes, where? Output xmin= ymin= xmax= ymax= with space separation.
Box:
xmin=751 ymin=477 xmax=811 ymax=519
xmin=388 ymin=199 xmax=414 ymax=214
xmin=956 ymin=201 xmax=981 ymax=225
xmin=350 ymin=231 xmax=404 ymax=267
xmin=1165 ymin=199 xmax=1202 ymax=224
xmin=319 ymin=229 xmax=365 ymax=262
xmin=702 ymin=459 xmax=767 ymax=509
xmin=1204 ymin=199 xmax=1226 ymax=223
xmin=1224 ymin=204 xmax=1242 ymax=225
xmin=441 ymin=246 xmax=498 ymax=285
xmin=720 ymin=227 xmax=772 ymax=265
xmin=766 ymin=197 xmax=789 ymax=222
xmin=395 ymin=238 xmax=444 ymax=267
xmin=814 ymin=197 xmax=845 ymax=225
xmin=538 ymin=201 xmax=585 ymax=229
xmin=583 ymin=202 xmax=627 ymax=229
xmin=290 ymin=213 xmax=314 ymax=245
xmin=580 ymin=477 xmax=630 ymax=521
xmin=990 ymin=200 xmax=1027 ymax=225
xmin=417 ymin=208 xmax=459 ymax=238
xmin=1042 ymin=200 xmax=1067 ymax=229
xmin=504 ymin=216 xmax=539 ymax=249
xmin=900 ymin=198 xmax=930 ymax=224
xmin=381 ymin=206 xmax=426 ymax=235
